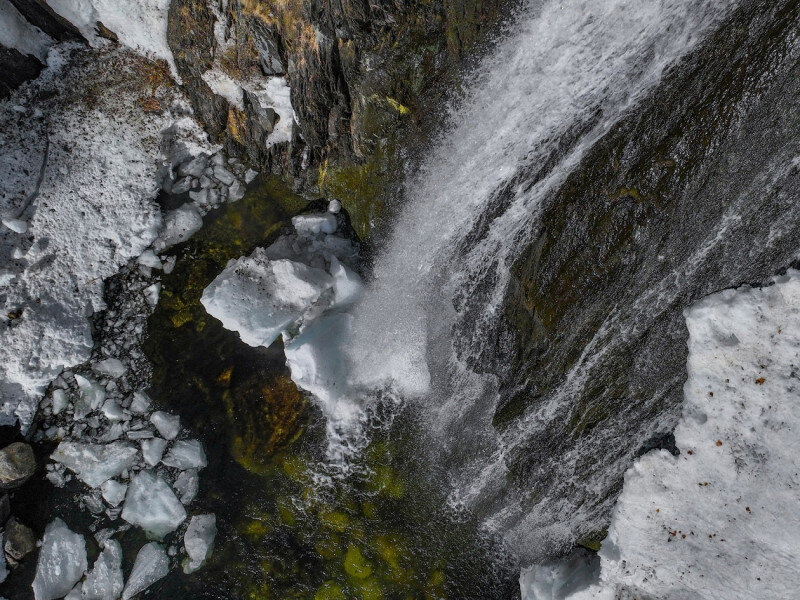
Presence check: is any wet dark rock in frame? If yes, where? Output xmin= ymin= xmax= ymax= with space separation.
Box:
xmin=0 ymin=494 xmax=9 ymax=524
xmin=0 ymin=45 xmax=43 ymax=99
xmin=3 ymin=517 xmax=35 ymax=564
xmin=466 ymin=0 xmax=800 ymax=556
xmin=7 ymin=0 xmax=85 ymax=41
xmin=0 ymin=442 xmax=36 ymax=489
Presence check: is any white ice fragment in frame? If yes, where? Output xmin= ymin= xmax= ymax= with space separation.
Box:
xmin=201 ymin=251 xmax=333 ymax=348
xmin=171 ymin=176 xmax=193 ymax=195
xmin=327 ymin=199 xmax=341 ymax=214
xmin=101 ymin=400 xmax=124 ymax=422
xmin=145 ymin=283 xmax=161 ymax=307
xmin=183 ymin=514 xmax=217 ymax=574
xmin=212 ymin=165 xmax=235 ymax=186
xmin=2 ymin=218 xmax=28 ymax=233
xmin=178 ymin=155 xmax=208 ymax=178
xmin=74 ymin=374 xmax=107 ymax=411
xmin=244 ymin=169 xmax=258 ymax=183
xmin=173 ymin=469 xmax=199 ymax=505
xmin=291 ymin=213 xmax=337 ymax=235
xmin=137 ymin=249 xmax=163 ymax=270
xmin=141 ymin=438 xmax=168 ymax=467
xmin=122 ymin=470 xmax=186 ymax=539
xmin=150 ymin=411 xmax=180 ymax=440
xmin=162 ymin=256 xmax=176 ymax=275
xmin=329 ymin=256 xmax=364 ymax=308
xmin=51 ymin=442 xmax=138 ymax=488
xmin=100 ymin=480 xmax=127 ymax=507
xmin=122 ymin=542 xmax=169 ymax=600
xmin=93 ymin=358 xmax=127 ymax=379
xmin=32 ymin=518 xmax=87 ymax=600
xmin=129 ymin=391 xmax=151 ymax=415
xmin=161 ymin=440 xmax=207 ymax=470
xmin=64 ymin=584 xmax=82 ymax=600
xmin=227 ymin=179 xmax=245 ymax=202
xmin=82 ymin=539 xmax=123 ymax=600
xmin=159 ymin=204 xmax=203 ymax=249
xmin=51 ymin=389 xmax=69 ymax=415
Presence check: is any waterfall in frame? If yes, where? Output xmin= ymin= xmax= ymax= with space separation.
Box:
xmin=342 ymin=0 xmax=743 ymax=559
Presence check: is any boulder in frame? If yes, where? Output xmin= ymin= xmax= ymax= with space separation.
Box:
xmin=0 ymin=442 xmax=35 ymax=489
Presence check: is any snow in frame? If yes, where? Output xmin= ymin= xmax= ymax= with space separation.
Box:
xmin=201 ymin=69 xmax=244 ymax=110
xmin=121 ymin=542 xmax=168 ymax=600
xmin=46 ymin=0 xmax=177 ymax=76
xmin=0 ymin=0 xmax=53 ymax=60
xmin=535 ymin=271 xmax=800 ymax=600
xmin=161 ymin=440 xmax=207 ymax=470
xmin=249 ymin=76 xmax=295 ymax=147
xmin=32 ymin=518 xmax=87 ymax=600
xmin=122 ymin=470 xmax=187 ymax=540
xmin=201 ymin=251 xmax=334 ymax=348
xmin=0 ymin=46 xmax=210 ymax=430
xmin=51 ymin=441 xmax=137 ymax=488
xmin=82 ymin=539 xmax=124 ymax=600
xmin=100 ymin=479 xmax=127 ymax=507
xmin=182 ymin=514 xmax=217 ymax=574
xmin=150 ymin=411 xmax=180 ymax=440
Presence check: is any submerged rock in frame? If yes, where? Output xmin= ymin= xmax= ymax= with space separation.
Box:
xmin=32 ymin=518 xmax=87 ymax=600
xmin=0 ymin=442 xmax=35 ymax=489
xmin=122 ymin=542 xmax=168 ymax=600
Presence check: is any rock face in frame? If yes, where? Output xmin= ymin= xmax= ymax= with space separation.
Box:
xmin=466 ymin=0 xmax=800 ymax=556
xmin=167 ymin=0 xmax=510 ymax=236
xmin=0 ymin=46 xmax=44 ymax=99
xmin=0 ymin=443 xmax=35 ymax=489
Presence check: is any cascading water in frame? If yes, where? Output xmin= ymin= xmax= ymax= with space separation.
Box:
xmin=340 ymin=0 xmax=748 ymax=560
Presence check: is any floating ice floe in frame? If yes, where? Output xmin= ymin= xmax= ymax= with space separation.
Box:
xmin=32 ymin=518 xmax=87 ymax=600
xmin=51 ymin=442 xmax=137 ymax=488
xmin=150 ymin=411 xmax=180 ymax=440
xmin=100 ymin=480 xmax=127 ymax=507
xmin=122 ymin=470 xmax=187 ymax=540
xmin=183 ymin=514 xmax=217 ymax=574
xmin=82 ymin=539 xmax=124 ymax=600
xmin=141 ymin=438 xmax=168 ymax=466
xmin=173 ymin=469 xmax=200 ymax=505
xmin=122 ymin=542 xmax=169 ymax=600
xmin=162 ymin=440 xmax=207 ymax=470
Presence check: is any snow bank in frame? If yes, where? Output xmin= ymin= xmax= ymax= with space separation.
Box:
xmin=46 ymin=0 xmax=176 ymax=75
xmin=530 ymin=271 xmax=800 ymax=599
xmin=0 ymin=0 xmax=53 ymax=60
xmin=0 ymin=45 xmax=209 ymax=429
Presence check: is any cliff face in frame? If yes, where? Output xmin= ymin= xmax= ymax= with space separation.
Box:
xmin=468 ymin=0 xmax=800 ymax=552
xmin=167 ymin=0 xmax=508 ymax=236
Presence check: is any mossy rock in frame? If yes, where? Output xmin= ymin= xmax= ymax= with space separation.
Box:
xmin=344 ymin=545 xmax=373 ymax=580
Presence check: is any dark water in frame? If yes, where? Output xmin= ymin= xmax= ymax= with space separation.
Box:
xmin=142 ymin=179 xmax=519 ymax=599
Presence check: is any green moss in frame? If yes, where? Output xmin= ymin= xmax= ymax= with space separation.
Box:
xmin=577 ymin=530 xmax=608 ymax=552
xmin=344 ymin=545 xmax=373 ymax=580
xmin=320 ymin=510 xmax=351 ymax=533
xmin=355 ymin=577 xmax=384 ymax=600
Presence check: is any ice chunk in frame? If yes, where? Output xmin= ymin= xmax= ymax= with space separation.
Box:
xmin=64 ymin=584 xmax=82 ymax=600
xmin=122 ymin=470 xmax=187 ymax=539
xmin=161 ymin=440 xmax=207 ymax=470
xmin=291 ymin=213 xmax=337 ymax=235
xmin=329 ymin=256 xmax=364 ymax=308
xmin=170 ymin=176 xmax=193 ymax=195
xmin=150 ymin=411 xmax=180 ymax=440
xmin=173 ymin=469 xmax=199 ymax=505
xmin=328 ymin=199 xmax=342 ymax=214
xmin=178 ymin=155 xmax=207 ymax=178
xmin=212 ymin=165 xmax=235 ymax=186
xmin=122 ymin=543 xmax=168 ymax=600
xmin=129 ymin=391 xmax=151 ymax=415
xmin=201 ymin=250 xmax=333 ymax=348
xmin=244 ymin=168 xmax=258 ymax=183
xmin=101 ymin=400 xmax=124 ymax=422
xmin=51 ymin=389 xmax=69 ymax=415
xmin=141 ymin=438 xmax=168 ymax=467
xmin=284 ymin=312 xmax=354 ymax=408
xmin=51 ymin=442 xmax=138 ymax=488
xmin=74 ymin=374 xmax=107 ymax=414
xmin=32 ymin=518 xmax=87 ymax=600
xmin=83 ymin=539 xmax=123 ymax=600
xmin=93 ymin=358 xmax=127 ymax=379
xmin=2 ymin=218 xmax=28 ymax=234
xmin=159 ymin=204 xmax=202 ymax=249
xmin=100 ymin=480 xmax=127 ymax=507
xmin=183 ymin=514 xmax=217 ymax=574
